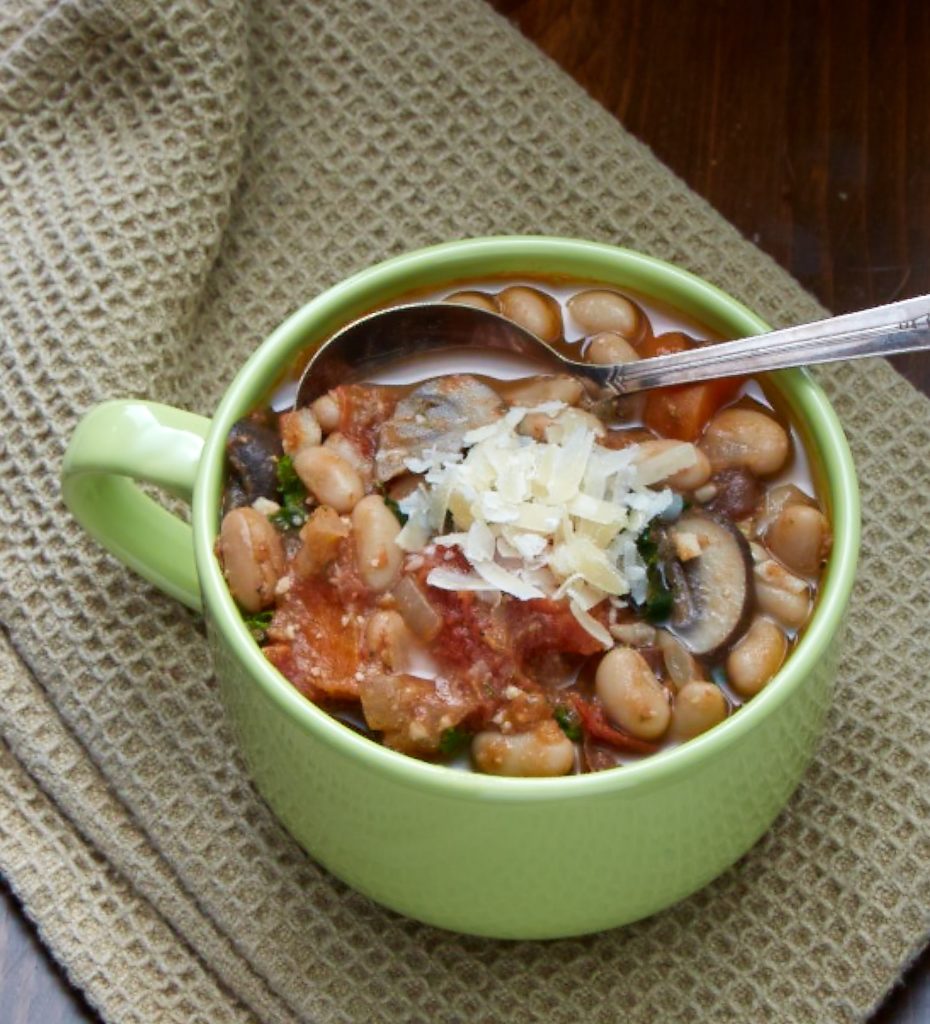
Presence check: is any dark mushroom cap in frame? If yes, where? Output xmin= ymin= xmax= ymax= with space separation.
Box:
xmin=224 ymin=418 xmax=283 ymax=510
xmin=669 ymin=510 xmax=754 ymax=660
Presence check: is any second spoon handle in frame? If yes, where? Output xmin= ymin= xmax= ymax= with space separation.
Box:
xmin=599 ymin=292 xmax=930 ymax=394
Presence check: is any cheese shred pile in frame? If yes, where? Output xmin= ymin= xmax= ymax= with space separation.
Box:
xmin=395 ymin=402 xmax=697 ymax=647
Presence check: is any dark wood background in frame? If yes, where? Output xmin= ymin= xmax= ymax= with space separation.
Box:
xmin=2 ymin=1 xmax=928 ymax=1020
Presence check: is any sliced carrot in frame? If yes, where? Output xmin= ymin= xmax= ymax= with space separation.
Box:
xmin=638 ymin=331 xmax=693 ymax=359
xmin=640 ymin=331 xmax=744 ymax=441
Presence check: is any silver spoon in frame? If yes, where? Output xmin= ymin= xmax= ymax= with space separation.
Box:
xmin=294 ymin=293 xmax=930 ymax=407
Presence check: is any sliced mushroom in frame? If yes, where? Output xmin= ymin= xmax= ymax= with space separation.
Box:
xmin=224 ymin=417 xmax=283 ymax=513
xmin=666 ymin=558 xmax=696 ymax=628
xmin=669 ymin=510 xmax=754 ymax=658
xmin=374 ymin=374 xmax=505 ymax=482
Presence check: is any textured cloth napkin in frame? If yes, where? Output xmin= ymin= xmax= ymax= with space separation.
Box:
xmin=1 ymin=1 xmax=928 ymax=1022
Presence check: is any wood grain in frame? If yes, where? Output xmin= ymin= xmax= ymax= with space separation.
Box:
xmin=0 ymin=884 xmax=99 ymax=1024
xmin=493 ymin=0 xmax=930 ymax=389
xmin=2 ymin=1 xmax=928 ymax=1021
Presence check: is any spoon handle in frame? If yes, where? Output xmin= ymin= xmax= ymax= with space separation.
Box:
xmin=600 ymin=293 xmax=930 ymax=394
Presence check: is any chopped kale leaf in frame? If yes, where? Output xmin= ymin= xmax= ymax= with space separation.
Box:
xmin=243 ymin=609 xmax=273 ymax=643
xmin=636 ymin=524 xmax=674 ymax=624
xmin=384 ymin=495 xmax=408 ymax=525
xmin=270 ymin=454 xmax=309 ymax=529
xmin=438 ymin=726 xmax=470 ymax=755
xmin=554 ymin=705 xmax=582 ymax=742
xmin=276 ymin=453 xmax=302 ymax=494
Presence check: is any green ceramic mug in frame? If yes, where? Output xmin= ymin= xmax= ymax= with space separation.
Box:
xmin=61 ymin=237 xmax=859 ymax=939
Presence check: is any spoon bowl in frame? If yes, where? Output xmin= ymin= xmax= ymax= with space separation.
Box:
xmin=293 ymin=303 xmax=565 ymax=406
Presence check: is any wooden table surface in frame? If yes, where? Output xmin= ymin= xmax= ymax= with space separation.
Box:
xmin=2 ymin=1 xmax=928 ymax=1020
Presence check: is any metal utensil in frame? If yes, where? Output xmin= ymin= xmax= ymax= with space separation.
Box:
xmin=294 ymin=293 xmax=930 ymax=407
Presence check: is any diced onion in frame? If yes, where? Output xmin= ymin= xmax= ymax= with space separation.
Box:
xmin=392 ymin=576 xmax=442 ymax=641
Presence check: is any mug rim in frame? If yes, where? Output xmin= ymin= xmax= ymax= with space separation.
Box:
xmin=192 ymin=236 xmax=860 ymax=801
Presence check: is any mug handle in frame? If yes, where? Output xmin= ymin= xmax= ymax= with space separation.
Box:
xmin=61 ymin=400 xmax=212 ymax=612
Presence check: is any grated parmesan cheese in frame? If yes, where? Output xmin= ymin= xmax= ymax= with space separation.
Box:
xmin=396 ymin=403 xmax=693 ymax=646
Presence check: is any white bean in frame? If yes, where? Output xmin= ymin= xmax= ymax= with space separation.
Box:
xmin=670 ymin=682 xmax=728 ymax=740
xmin=754 ymin=559 xmax=812 ymax=629
xmin=506 ymin=374 xmax=584 ymax=407
xmin=352 ymin=495 xmax=404 ymax=592
xmin=444 ymin=290 xmax=498 ymax=313
xmin=365 ymin=610 xmax=412 ymax=670
xmin=766 ymin=504 xmax=831 ymax=576
xmin=584 ymin=331 xmax=641 ymax=365
xmin=219 ymin=507 xmax=286 ymax=613
xmin=569 ymin=289 xmax=646 ymax=341
xmin=595 ymin=647 xmax=670 ymax=741
xmin=324 ymin=431 xmax=374 ymax=486
xmin=608 ymin=621 xmax=657 ymax=647
xmin=293 ymin=446 xmax=364 ymax=513
xmin=754 ymin=483 xmax=816 ymax=536
xmin=279 ymin=407 xmax=322 ymax=454
xmin=472 ymin=720 xmax=575 ymax=777
xmin=310 ymin=393 xmax=340 ymax=434
xmin=726 ymin=618 xmax=787 ymax=697
xmin=700 ymin=408 xmax=790 ymax=476
xmin=497 ymin=286 xmax=563 ymax=342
